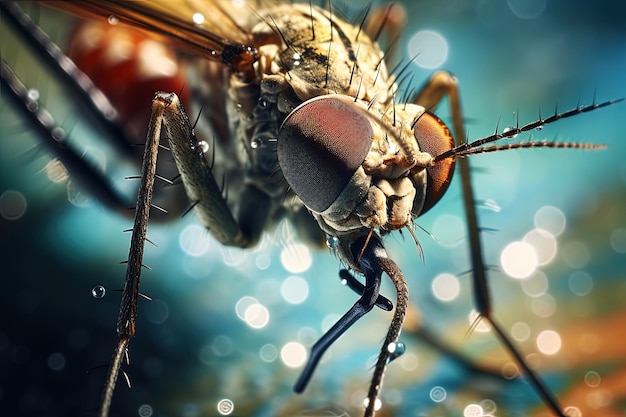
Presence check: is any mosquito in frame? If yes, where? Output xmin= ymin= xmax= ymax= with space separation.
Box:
xmin=1 ymin=1 xmax=624 ymax=417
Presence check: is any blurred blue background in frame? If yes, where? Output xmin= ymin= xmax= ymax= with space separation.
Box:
xmin=1 ymin=1 xmax=625 ymax=416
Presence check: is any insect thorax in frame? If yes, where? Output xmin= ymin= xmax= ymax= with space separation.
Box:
xmin=213 ymin=4 xmax=430 ymax=252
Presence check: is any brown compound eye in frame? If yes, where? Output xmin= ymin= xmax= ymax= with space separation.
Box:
xmin=413 ymin=111 xmax=456 ymax=215
xmin=277 ymin=96 xmax=374 ymax=213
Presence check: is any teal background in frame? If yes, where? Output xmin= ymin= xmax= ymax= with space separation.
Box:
xmin=1 ymin=1 xmax=625 ymax=416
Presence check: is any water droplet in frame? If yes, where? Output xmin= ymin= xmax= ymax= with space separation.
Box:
xmin=197 ymin=140 xmax=209 ymax=153
xmin=107 ymin=15 xmax=119 ymax=25
xmin=535 ymin=125 xmax=543 ymax=131
xmin=326 ymin=235 xmax=339 ymax=249
xmin=92 ymin=285 xmax=106 ymax=299
xmin=363 ymin=397 xmax=382 ymax=411
xmin=27 ymin=88 xmax=40 ymax=101
xmin=502 ymin=125 xmax=518 ymax=139
xmin=250 ymin=137 xmax=262 ymax=149
xmin=192 ymin=12 xmax=205 ymax=25
xmin=387 ymin=341 xmax=406 ymax=362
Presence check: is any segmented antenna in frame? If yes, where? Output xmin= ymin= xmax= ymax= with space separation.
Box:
xmin=434 ymin=98 xmax=623 ymax=162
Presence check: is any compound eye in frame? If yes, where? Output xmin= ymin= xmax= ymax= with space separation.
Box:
xmin=277 ymin=96 xmax=374 ymax=212
xmin=413 ymin=112 xmax=455 ymax=214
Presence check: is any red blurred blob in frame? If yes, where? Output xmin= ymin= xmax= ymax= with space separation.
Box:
xmin=68 ymin=20 xmax=190 ymax=144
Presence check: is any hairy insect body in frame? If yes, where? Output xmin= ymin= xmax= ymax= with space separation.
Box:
xmin=209 ymin=4 xmax=442 ymax=268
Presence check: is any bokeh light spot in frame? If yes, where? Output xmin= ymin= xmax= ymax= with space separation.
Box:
xmin=0 ymin=190 xmax=27 ymax=220
xmin=536 ymin=329 xmax=561 ymax=355
xmin=431 ymin=214 xmax=464 ymax=247
xmin=609 ymin=228 xmax=626 ymax=253
xmin=523 ymin=228 xmax=557 ymax=266
xmin=511 ymin=321 xmax=530 ymax=342
xmin=520 ymin=271 xmax=548 ymax=298
xmin=179 ymin=224 xmax=211 ymax=257
xmin=584 ymin=370 xmax=601 ymax=388
xmin=244 ymin=303 xmax=269 ymax=329
xmin=430 ymin=386 xmax=447 ymax=402
xmin=138 ymin=404 xmax=153 ymax=417
xmin=408 ymin=30 xmax=448 ymax=69
xmin=564 ymin=406 xmax=582 ymax=417
xmin=562 ymin=240 xmax=590 ymax=269
xmin=534 ymin=206 xmax=566 ymax=236
xmin=280 ymin=276 xmax=309 ymax=304
xmin=216 ymin=399 xmax=234 ymax=415
xmin=47 ymin=352 xmax=66 ymax=371
xmin=280 ymin=342 xmax=306 ymax=367
xmin=507 ymin=0 xmax=546 ymax=19
xmin=501 ymin=241 xmax=538 ymax=279
xmin=235 ymin=296 xmax=258 ymax=320
xmin=431 ymin=273 xmax=460 ymax=301
xmin=463 ymin=403 xmax=484 ymax=417
xmin=568 ymin=271 xmax=593 ymax=296
xmin=259 ymin=344 xmax=278 ymax=362
xmin=280 ymin=243 xmax=312 ymax=273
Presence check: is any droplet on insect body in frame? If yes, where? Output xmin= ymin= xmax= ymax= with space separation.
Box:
xmin=192 ymin=12 xmax=205 ymax=25
xmin=26 ymin=88 xmax=39 ymax=101
xmin=387 ymin=341 xmax=406 ymax=363
xmin=250 ymin=137 xmax=262 ymax=149
xmin=363 ymin=397 xmax=382 ymax=411
xmin=325 ymin=235 xmax=339 ymax=249
xmin=197 ymin=140 xmax=209 ymax=153
xmin=92 ymin=285 xmax=106 ymax=298
xmin=502 ymin=125 xmax=518 ymax=138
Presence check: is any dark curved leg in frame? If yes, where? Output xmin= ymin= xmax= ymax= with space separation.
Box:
xmin=339 ymin=269 xmax=393 ymax=312
xmin=294 ymin=235 xmax=386 ymax=394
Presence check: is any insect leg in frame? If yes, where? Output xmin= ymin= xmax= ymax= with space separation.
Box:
xmin=155 ymin=92 xmax=250 ymax=247
xmin=414 ymin=71 xmax=565 ymax=416
xmin=293 ymin=235 xmax=386 ymax=394
xmin=99 ymin=91 xmax=166 ymax=417
xmin=359 ymin=236 xmax=408 ymax=417
xmin=101 ymin=91 xmax=252 ymax=417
